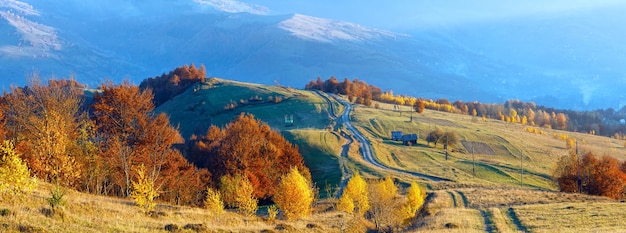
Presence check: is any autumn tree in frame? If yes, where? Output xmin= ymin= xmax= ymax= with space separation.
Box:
xmin=2 ymin=78 xmax=84 ymax=187
xmin=131 ymin=164 xmax=159 ymax=214
xmin=554 ymin=151 xmax=626 ymax=199
xmin=139 ymin=64 xmax=206 ymax=106
xmin=187 ymin=113 xmax=309 ymax=201
xmin=588 ymin=155 xmax=626 ymax=199
xmin=403 ymin=182 xmax=426 ymax=219
xmin=368 ymin=176 xmax=402 ymax=232
xmin=415 ymin=99 xmax=425 ymax=114
xmin=556 ymin=113 xmax=568 ymax=130
xmin=274 ymin=167 xmax=314 ymax=220
xmin=341 ymin=173 xmax=369 ymax=216
xmin=0 ymin=140 xmax=36 ymax=202
xmin=91 ymin=80 xmax=154 ymax=196
xmin=0 ymin=102 xmax=6 ymax=140
xmin=204 ymin=187 xmax=224 ymax=215
xmin=219 ymin=174 xmax=257 ymax=215
xmin=92 ymin=80 xmax=209 ymax=203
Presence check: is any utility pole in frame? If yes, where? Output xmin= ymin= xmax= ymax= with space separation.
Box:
xmin=576 ymin=140 xmax=581 ymax=193
xmin=472 ymin=145 xmax=475 ymax=176
xmin=445 ymin=136 xmax=449 ymax=160
xmin=519 ymin=151 xmax=524 ymax=187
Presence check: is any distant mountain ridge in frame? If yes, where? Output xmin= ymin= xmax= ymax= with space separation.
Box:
xmin=1 ymin=0 xmax=625 ymax=110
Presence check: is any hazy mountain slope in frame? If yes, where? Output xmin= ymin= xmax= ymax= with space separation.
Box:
xmin=1 ymin=0 xmax=624 ymax=109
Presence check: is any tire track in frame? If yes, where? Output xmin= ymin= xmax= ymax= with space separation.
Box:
xmin=447 ymin=191 xmax=458 ymax=207
xmin=507 ymin=207 xmax=529 ymax=232
xmin=480 ymin=209 xmax=497 ymax=233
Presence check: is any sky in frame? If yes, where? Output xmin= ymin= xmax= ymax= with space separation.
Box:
xmin=202 ymin=0 xmax=626 ymax=31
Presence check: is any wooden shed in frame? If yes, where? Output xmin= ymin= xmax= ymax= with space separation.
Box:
xmin=391 ymin=131 xmax=403 ymax=141
xmin=402 ymin=134 xmax=418 ymax=146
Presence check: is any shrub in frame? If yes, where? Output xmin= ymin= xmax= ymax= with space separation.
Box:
xmin=337 ymin=194 xmax=354 ymax=213
xmin=267 ymin=205 xmax=278 ymax=223
xmin=48 ymin=183 xmax=67 ymax=210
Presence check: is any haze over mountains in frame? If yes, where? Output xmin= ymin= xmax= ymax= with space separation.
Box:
xmin=1 ymin=0 xmax=626 ymax=110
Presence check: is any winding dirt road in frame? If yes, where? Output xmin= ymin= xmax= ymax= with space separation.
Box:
xmin=334 ymin=97 xmax=452 ymax=182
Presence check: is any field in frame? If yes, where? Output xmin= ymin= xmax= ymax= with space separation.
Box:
xmin=349 ymin=100 xmax=626 ymax=190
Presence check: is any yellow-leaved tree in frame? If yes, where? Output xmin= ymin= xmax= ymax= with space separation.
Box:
xmin=131 ymin=164 xmax=159 ymax=214
xmin=337 ymin=193 xmax=354 ymax=213
xmin=403 ymin=181 xmax=426 ymax=219
xmin=274 ymin=167 xmax=314 ymax=220
xmin=220 ymin=174 xmax=257 ymax=216
xmin=341 ymin=173 xmax=369 ymax=216
xmin=369 ymin=176 xmax=402 ymax=232
xmin=204 ymin=187 xmax=224 ymax=215
xmin=0 ymin=140 xmax=36 ymax=201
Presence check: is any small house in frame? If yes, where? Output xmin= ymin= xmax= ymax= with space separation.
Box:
xmin=391 ymin=131 xmax=403 ymax=141
xmin=402 ymin=134 xmax=418 ymax=146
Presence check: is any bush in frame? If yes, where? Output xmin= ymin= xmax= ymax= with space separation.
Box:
xmin=48 ymin=183 xmax=67 ymax=210
xmin=267 ymin=205 xmax=278 ymax=223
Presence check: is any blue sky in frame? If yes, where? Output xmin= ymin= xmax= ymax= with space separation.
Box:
xmin=217 ymin=0 xmax=626 ymax=31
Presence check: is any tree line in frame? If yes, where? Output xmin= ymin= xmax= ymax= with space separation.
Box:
xmin=305 ymin=76 xmax=382 ymax=107
xmin=139 ymin=63 xmax=206 ymax=106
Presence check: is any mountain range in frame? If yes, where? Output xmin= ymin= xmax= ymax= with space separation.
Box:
xmin=1 ymin=0 xmax=625 ymax=110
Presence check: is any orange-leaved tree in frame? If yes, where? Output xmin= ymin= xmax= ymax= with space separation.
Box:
xmin=2 ymin=78 xmax=84 ymax=187
xmin=91 ymin=80 xmax=209 ymax=204
xmin=555 ymin=151 xmax=626 ymax=199
xmin=187 ymin=113 xmax=310 ymax=201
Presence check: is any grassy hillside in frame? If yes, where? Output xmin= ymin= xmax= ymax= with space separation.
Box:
xmin=156 ymin=78 xmax=344 ymax=190
xmin=348 ymin=99 xmax=626 ymax=190
xmin=156 ymin=78 xmax=336 ymax=138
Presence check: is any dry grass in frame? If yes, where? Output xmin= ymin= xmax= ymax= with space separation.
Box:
xmin=411 ymin=191 xmax=485 ymax=233
xmin=0 ymin=183 xmax=358 ymax=232
xmin=513 ymin=202 xmax=626 ymax=232
xmin=452 ymin=187 xmax=613 ymax=208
